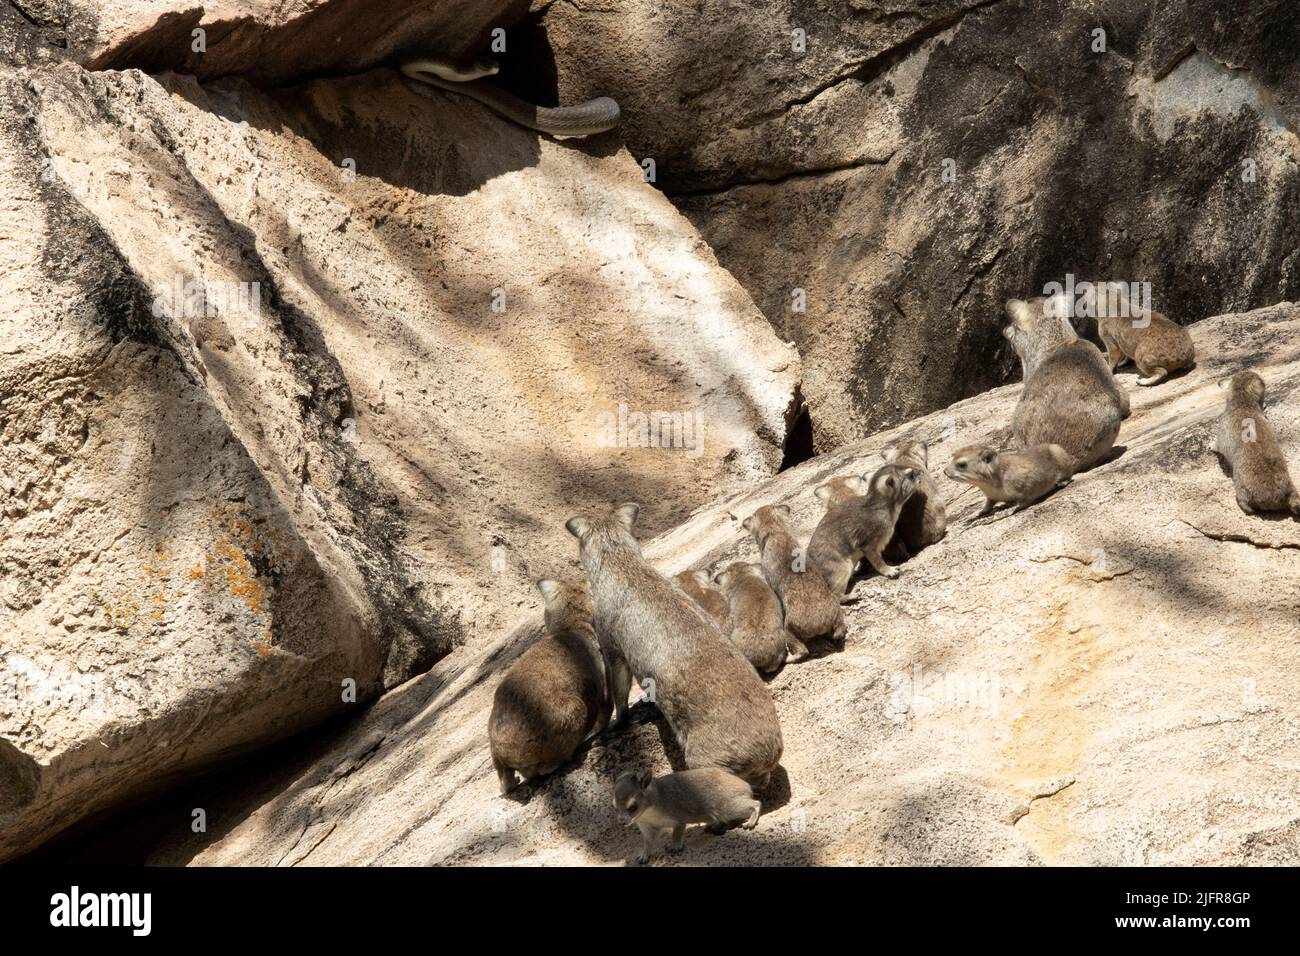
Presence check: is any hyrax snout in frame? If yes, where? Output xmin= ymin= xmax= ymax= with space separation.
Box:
xmin=944 ymin=443 xmax=1074 ymax=515
xmin=743 ymin=504 xmax=845 ymax=659
xmin=881 ymin=440 xmax=947 ymax=557
xmin=1214 ymin=370 xmax=1300 ymax=517
xmin=808 ymin=464 xmax=919 ymax=597
xmin=613 ymin=768 xmax=760 ymax=863
xmin=713 ymin=561 xmax=789 ymax=674
xmin=1004 ymin=294 xmax=1128 ymax=471
xmin=488 ymin=578 xmax=609 ymax=794
xmin=566 ymin=503 xmax=783 ymax=789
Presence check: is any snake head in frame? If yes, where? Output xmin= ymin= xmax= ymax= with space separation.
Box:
xmin=469 ymin=56 xmax=500 ymax=78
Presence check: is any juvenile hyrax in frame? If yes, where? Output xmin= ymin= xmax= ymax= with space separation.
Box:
xmin=1080 ymin=282 xmax=1195 ymax=386
xmin=813 ymin=474 xmax=869 ymax=507
xmin=614 ymin=768 xmax=760 ymax=864
xmin=808 ymin=464 xmax=920 ymax=595
xmin=944 ymin=444 xmax=1074 ymax=515
xmin=488 ymin=579 xmax=609 ymax=794
xmin=1214 ymin=370 xmax=1300 ymax=516
xmin=566 ymin=504 xmax=783 ymax=789
xmin=713 ymin=561 xmax=789 ymax=674
xmin=881 ymin=440 xmax=947 ymax=556
xmin=743 ymin=504 xmax=846 ymax=658
xmin=1004 ymin=294 xmax=1129 ymax=471
xmin=673 ymin=569 xmax=731 ymax=631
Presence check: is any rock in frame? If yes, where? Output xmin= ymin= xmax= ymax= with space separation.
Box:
xmin=0 ymin=60 xmax=797 ymax=861
xmin=528 ymin=0 xmax=1300 ymax=450
xmin=143 ymin=304 xmax=1300 ymax=866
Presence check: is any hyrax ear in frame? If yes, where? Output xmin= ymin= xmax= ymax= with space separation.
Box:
xmin=915 ymin=441 xmax=929 ymax=465
xmin=979 ymin=448 xmax=997 ymax=464
xmin=742 ymin=515 xmax=757 ymax=534
xmin=1004 ymin=298 xmax=1030 ymax=328
xmin=637 ymin=770 xmax=652 ymax=790
xmin=536 ymin=579 xmax=561 ymax=604
xmin=565 ymin=515 xmax=591 ymax=539
xmin=774 ymin=504 xmax=792 ymax=518
xmin=881 ymin=445 xmax=898 ymax=463
xmin=814 ymin=484 xmax=830 ymax=501
xmin=613 ymin=502 xmax=640 ymax=531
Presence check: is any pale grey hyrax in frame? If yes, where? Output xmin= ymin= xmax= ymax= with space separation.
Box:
xmin=813 ymin=474 xmax=869 ymax=507
xmin=566 ymin=504 xmax=783 ymax=789
xmin=488 ymin=579 xmax=609 ymax=794
xmin=808 ymin=464 xmax=920 ymax=596
xmin=944 ymin=443 xmax=1074 ymax=515
xmin=613 ymin=768 xmax=760 ymax=864
xmin=1079 ymin=281 xmax=1195 ymax=386
xmin=673 ymin=569 xmax=731 ymax=631
xmin=1004 ymin=293 xmax=1129 ymax=471
xmin=712 ymin=561 xmax=790 ymax=674
xmin=743 ymin=504 xmax=846 ymax=659
xmin=1214 ymin=370 xmax=1300 ymax=517
xmin=881 ymin=440 xmax=947 ymax=556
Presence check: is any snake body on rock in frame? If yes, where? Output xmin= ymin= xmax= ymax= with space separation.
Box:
xmin=401 ymin=57 xmax=621 ymax=137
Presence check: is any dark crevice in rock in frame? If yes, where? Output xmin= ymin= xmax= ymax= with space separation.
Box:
xmin=664 ymin=154 xmax=896 ymax=199
xmin=779 ymin=394 xmax=815 ymax=472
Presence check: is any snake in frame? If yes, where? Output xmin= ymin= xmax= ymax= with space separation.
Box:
xmin=400 ymin=56 xmax=621 ymax=137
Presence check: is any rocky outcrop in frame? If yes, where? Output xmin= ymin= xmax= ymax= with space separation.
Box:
xmin=527 ymin=0 xmax=1300 ymax=450
xmin=139 ymin=305 xmax=1300 ymax=866
xmin=1 ymin=1 xmax=528 ymax=84
xmin=0 ymin=58 xmax=797 ymax=860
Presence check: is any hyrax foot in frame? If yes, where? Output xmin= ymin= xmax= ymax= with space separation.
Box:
xmin=742 ymin=801 xmax=761 ymax=829
xmin=1137 ymin=367 xmax=1168 ymax=386
xmin=1237 ymin=493 xmax=1257 ymax=516
xmin=785 ymin=635 xmax=811 ymax=662
xmin=497 ymin=768 xmax=520 ymax=795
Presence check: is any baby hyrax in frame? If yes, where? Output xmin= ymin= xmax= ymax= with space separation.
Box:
xmin=713 ymin=561 xmax=790 ymax=674
xmin=808 ymin=464 xmax=920 ymax=595
xmin=1080 ymin=281 xmax=1195 ymax=386
xmin=673 ymin=569 xmax=731 ymax=631
xmin=1004 ymin=294 xmax=1129 ymax=471
xmin=566 ymin=504 xmax=783 ymax=789
xmin=813 ymin=474 xmax=869 ymax=507
xmin=881 ymin=440 xmax=947 ymax=556
xmin=944 ymin=443 xmax=1074 ymax=515
xmin=743 ymin=504 xmax=846 ymax=658
xmin=614 ymin=768 xmax=760 ymax=864
xmin=1214 ymin=370 xmax=1300 ymax=516
xmin=488 ymin=579 xmax=609 ymax=794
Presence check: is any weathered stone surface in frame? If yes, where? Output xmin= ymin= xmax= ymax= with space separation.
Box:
xmin=144 ymin=305 xmax=1300 ymax=866
xmin=528 ymin=0 xmax=1300 ymax=450
xmin=0 ymin=1 xmax=528 ymax=85
xmin=0 ymin=60 xmax=797 ymax=860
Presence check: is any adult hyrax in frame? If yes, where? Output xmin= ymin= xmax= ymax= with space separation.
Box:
xmin=813 ymin=474 xmax=869 ymax=507
xmin=1080 ymin=281 xmax=1195 ymax=386
xmin=614 ymin=768 xmax=760 ymax=863
xmin=566 ymin=504 xmax=782 ymax=789
xmin=1214 ymin=371 xmax=1300 ymax=517
xmin=488 ymin=579 xmax=609 ymax=794
xmin=944 ymin=443 xmax=1074 ymax=515
xmin=713 ymin=561 xmax=790 ymax=674
xmin=808 ymin=464 xmax=920 ymax=597
xmin=743 ymin=504 xmax=846 ymax=658
xmin=673 ymin=569 xmax=731 ymax=631
xmin=881 ymin=440 xmax=947 ymax=556
xmin=1004 ymin=294 xmax=1129 ymax=471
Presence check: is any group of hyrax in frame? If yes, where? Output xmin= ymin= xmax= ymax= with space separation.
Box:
xmin=488 ymin=283 xmax=1299 ymax=863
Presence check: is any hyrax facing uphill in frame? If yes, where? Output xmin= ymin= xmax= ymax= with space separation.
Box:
xmin=673 ymin=569 xmax=731 ymax=630
xmin=614 ymin=768 xmax=760 ymax=864
xmin=743 ymin=504 xmax=846 ymax=658
xmin=1004 ymin=294 xmax=1128 ymax=471
xmin=1214 ymin=371 xmax=1300 ymax=516
xmin=813 ymin=474 xmax=869 ymax=506
xmin=713 ymin=561 xmax=790 ymax=674
xmin=566 ymin=504 xmax=783 ymax=788
xmin=489 ymin=579 xmax=609 ymax=794
xmin=808 ymin=464 xmax=920 ymax=595
xmin=881 ymin=441 xmax=947 ymax=556
xmin=944 ymin=444 xmax=1074 ymax=515
xmin=1080 ymin=281 xmax=1195 ymax=386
